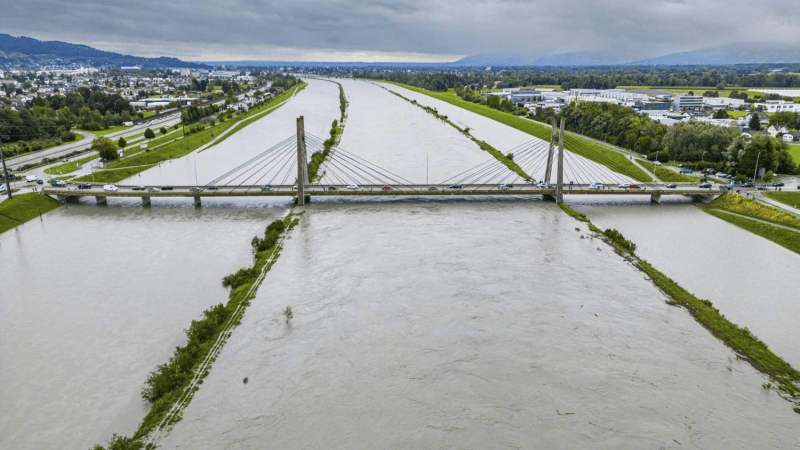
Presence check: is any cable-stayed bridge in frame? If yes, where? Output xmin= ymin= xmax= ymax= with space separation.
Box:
xmin=44 ymin=117 xmax=722 ymax=206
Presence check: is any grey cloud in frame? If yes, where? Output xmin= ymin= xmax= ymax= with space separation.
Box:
xmin=1 ymin=0 xmax=798 ymax=61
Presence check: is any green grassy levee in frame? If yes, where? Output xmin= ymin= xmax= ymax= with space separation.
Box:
xmin=705 ymin=209 xmax=800 ymax=255
xmin=0 ymin=193 xmax=62 ymax=234
xmin=765 ymin=191 xmax=800 ymax=209
xmin=710 ymin=193 xmax=800 ymax=230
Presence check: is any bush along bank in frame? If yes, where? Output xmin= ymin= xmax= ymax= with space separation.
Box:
xmin=558 ymin=202 xmax=800 ymax=411
xmin=308 ymin=81 xmax=348 ymax=182
xmin=376 ymin=83 xmax=529 ymax=179
xmin=91 ymin=212 xmax=302 ymax=450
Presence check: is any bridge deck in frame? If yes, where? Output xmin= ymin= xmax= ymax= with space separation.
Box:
xmin=43 ymin=184 xmax=724 ymax=199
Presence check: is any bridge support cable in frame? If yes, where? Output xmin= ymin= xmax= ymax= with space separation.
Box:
xmin=321 ymin=146 xmax=421 ymax=191
xmin=543 ymin=118 xmax=557 ymax=185
xmin=226 ymin=144 xmax=297 ymax=191
xmin=204 ymin=136 xmax=296 ymax=187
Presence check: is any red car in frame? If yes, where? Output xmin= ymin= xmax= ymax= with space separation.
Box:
xmin=629 ymin=184 xmax=639 ymax=189
xmin=382 ymin=186 xmax=392 ymax=191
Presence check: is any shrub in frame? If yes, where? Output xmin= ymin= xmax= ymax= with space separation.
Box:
xmin=603 ymin=228 xmax=637 ymax=253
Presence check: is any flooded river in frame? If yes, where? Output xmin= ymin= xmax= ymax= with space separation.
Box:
xmin=3 ymin=76 xmax=799 ymax=450
xmin=161 ymin=199 xmax=800 ymax=449
xmin=0 ymin=198 xmax=291 ymax=449
xmin=572 ymin=196 xmax=800 ymax=369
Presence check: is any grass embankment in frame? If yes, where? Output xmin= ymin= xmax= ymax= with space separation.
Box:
xmin=380 ymin=85 xmax=528 ymax=178
xmin=710 ymin=193 xmax=800 ymax=229
xmin=382 ymin=81 xmax=651 ymax=182
xmin=44 ymin=153 xmax=100 ymax=175
xmin=635 ymin=159 xmax=698 ymax=183
xmin=81 ymin=125 xmax=129 ymax=137
xmin=308 ymin=81 xmax=347 ymax=181
xmin=0 ymin=193 xmax=61 ymax=234
xmin=74 ymin=84 xmax=305 ymax=184
xmin=92 ymin=213 xmax=302 ymax=450
xmin=705 ymin=209 xmax=800 ymax=255
xmin=766 ymin=191 xmax=800 ymax=209
xmin=558 ymin=202 xmax=800 ymax=405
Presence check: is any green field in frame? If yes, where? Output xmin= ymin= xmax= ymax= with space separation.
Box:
xmin=44 ymin=153 xmax=100 ymax=175
xmin=383 ymin=82 xmax=651 ymax=182
xmin=765 ymin=191 xmax=800 ymax=209
xmin=726 ymin=110 xmax=749 ymax=118
xmin=0 ymin=193 xmax=62 ymax=234
xmin=81 ymin=125 xmax=130 ymax=137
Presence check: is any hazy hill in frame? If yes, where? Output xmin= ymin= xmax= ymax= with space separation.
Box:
xmin=0 ymin=34 xmax=209 ymax=69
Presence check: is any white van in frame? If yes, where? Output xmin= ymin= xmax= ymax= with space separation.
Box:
xmin=25 ymin=175 xmax=39 ymax=183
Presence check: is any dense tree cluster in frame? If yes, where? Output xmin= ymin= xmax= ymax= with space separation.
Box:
xmin=181 ymin=104 xmax=220 ymax=124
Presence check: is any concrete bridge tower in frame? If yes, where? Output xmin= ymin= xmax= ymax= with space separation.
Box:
xmin=296 ymin=116 xmax=309 ymax=206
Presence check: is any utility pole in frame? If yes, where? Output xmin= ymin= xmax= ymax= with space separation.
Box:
xmin=0 ymin=137 xmax=12 ymax=199
xmin=556 ymin=118 xmax=565 ymax=204
xmin=753 ymin=152 xmax=761 ymax=183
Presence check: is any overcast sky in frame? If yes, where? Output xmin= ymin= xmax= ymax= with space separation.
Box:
xmin=1 ymin=0 xmax=799 ymax=62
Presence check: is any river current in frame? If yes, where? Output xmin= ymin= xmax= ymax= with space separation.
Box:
xmin=2 ymin=77 xmax=799 ymax=449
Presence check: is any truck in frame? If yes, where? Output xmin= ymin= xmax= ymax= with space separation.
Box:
xmin=25 ymin=175 xmax=39 ymax=183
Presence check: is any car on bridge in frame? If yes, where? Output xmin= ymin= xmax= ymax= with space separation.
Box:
xmin=261 ymin=184 xmax=272 ymax=192
xmin=698 ymin=183 xmax=712 ymax=189
xmin=162 ymin=185 xmax=174 ymax=191
xmin=666 ymin=183 xmax=677 ymax=188
xmin=206 ymin=186 xmax=219 ymax=191
xmin=147 ymin=187 xmax=159 ymax=192
xmin=629 ymin=184 xmax=640 ymax=189
xmin=327 ymin=186 xmax=338 ymax=191
xmin=382 ymin=186 xmax=392 ymax=191
xmin=103 ymin=184 xmax=119 ymax=192
xmin=189 ymin=187 xmax=204 ymax=193
xmin=500 ymin=184 xmax=513 ymax=190
xmin=428 ymin=186 xmax=439 ymax=190
xmin=50 ymin=180 xmax=67 ymax=187
xmin=77 ymin=183 xmax=92 ymax=190
xmin=347 ymin=184 xmax=358 ymax=190
xmin=132 ymin=185 xmax=146 ymax=191
xmin=719 ymin=185 xmax=731 ymax=191
xmin=590 ymin=182 xmax=603 ymax=190
xmin=617 ymin=183 xmax=631 ymax=189
xmin=449 ymin=184 xmax=463 ymax=190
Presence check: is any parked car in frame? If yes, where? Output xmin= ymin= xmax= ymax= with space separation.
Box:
xmin=147 ymin=187 xmax=159 ymax=192
xmin=617 ymin=183 xmax=631 ymax=189
xmin=772 ymin=182 xmax=785 ymax=187
xmin=590 ymin=182 xmax=603 ymax=190
xmin=500 ymin=183 xmax=513 ymax=190
xmin=77 ymin=183 xmax=92 ymax=190
xmin=103 ymin=184 xmax=119 ymax=191
xmin=161 ymin=185 xmax=174 ymax=191
xmin=189 ymin=187 xmax=203 ymax=193
xmin=449 ymin=183 xmax=463 ymax=190
xmin=698 ymin=183 xmax=712 ymax=189
xmin=666 ymin=183 xmax=677 ymax=188
xmin=132 ymin=185 xmax=146 ymax=191
xmin=50 ymin=180 xmax=67 ymax=187
xmin=382 ymin=186 xmax=392 ymax=191
xmin=428 ymin=186 xmax=439 ymax=190
xmin=346 ymin=184 xmax=358 ymax=190
xmin=261 ymin=184 xmax=272 ymax=192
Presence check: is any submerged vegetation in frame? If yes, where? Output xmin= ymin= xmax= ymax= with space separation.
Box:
xmin=92 ymin=213 xmax=302 ymax=450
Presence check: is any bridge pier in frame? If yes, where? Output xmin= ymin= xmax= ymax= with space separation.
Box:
xmin=193 ymin=196 xmax=201 ymax=207
xmin=141 ymin=196 xmax=151 ymax=206
xmin=650 ymin=194 xmax=661 ymax=203
xmin=95 ymin=196 xmax=107 ymax=205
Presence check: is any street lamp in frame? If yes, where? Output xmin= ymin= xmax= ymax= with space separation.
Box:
xmin=753 ymin=152 xmax=761 ymax=183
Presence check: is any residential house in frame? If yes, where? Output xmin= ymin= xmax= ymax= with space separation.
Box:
xmin=784 ymin=132 xmax=800 ymax=142
xmin=767 ymin=124 xmax=791 ymax=136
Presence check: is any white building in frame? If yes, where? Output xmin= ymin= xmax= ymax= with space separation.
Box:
xmin=674 ymin=95 xmax=704 ymax=111
xmin=754 ymin=100 xmax=799 ymax=113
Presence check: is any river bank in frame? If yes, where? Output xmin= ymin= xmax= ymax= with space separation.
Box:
xmin=0 ymin=192 xmax=61 ymax=234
